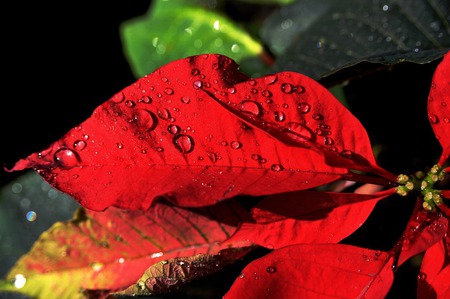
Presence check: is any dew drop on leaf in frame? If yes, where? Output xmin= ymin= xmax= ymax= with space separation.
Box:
xmin=193 ymin=80 xmax=203 ymax=89
xmin=73 ymin=140 xmax=87 ymax=151
xmin=173 ymin=134 xmax=195 ymax=153
xmin=271 ymin=164 xmax=284 ymax=172
xmin=230 ymin=141 xmax=242 ymax=149
xmin=181 ymin=96 xmax=191 ymax=104
xmin=286 ymin=122 xmax=314 ymax=142
xmin=274 ymin=111 xmax=285 ymax=122
xmin=207 ymin=152 xmax=218 ymax=162
xmin=167 ymin=124 xmax=180 ymax=135
xmin=111 ymin=92 xmax=125 ymax=103
xmin=239 ymin=100 xmax=262 ymax=116
xmin=264 ymin=74 xmax=277 ymax=85
xmin=125 ymin=100 xmax=136 ymax=108
xmin=116 ymin=142 xmax=124 ymax=149
xmin=140 ymin=95 xmax=152 ymax=104
xmin=261 ymin=90 xmax=272 ymax=98
xmin=54 ymin=148 xmax=80 ymax=169
xmin=191 ymin=68 xmax=200 ymax=76
xmin=341 ymin=150 xmax=353 ymax=159
xmin=298 ymin=102 xmax=311 ymax=113
xmin=281 ymin=83 xmax=294 ymax=94
xmin=164 ymin=88 xmax=174 ymax=95
xmin=157 ymin=108 xmax=170 ymax=120
xmin=428 ymin=114 xmax=439 ymax=124
xmin=228 ymin=87 xmax=236 ymax=94
xmin=133 ymin=109 xmax=158 ymax=131
xmin=266 ymin=266 xmax=277 ymax=274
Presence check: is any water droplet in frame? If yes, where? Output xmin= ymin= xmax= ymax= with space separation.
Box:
xmin=261 ymin=90 xmax=272 ymax=97
xmin=281 ymin=83 xmax=294 ymax=93
xmin=181 ymin=96 xmax=190 ymax=104
xmin=285 ymin=122 xmax=314 ymax=143
xmin=324 ymin=136 xmax=334 ymax=145
xmin=312 ymin=113 xmax=323 ymax=120
xmin=251 ymin=154 xmax=261 ymax=161
xmin=26 ymin=211 xmax=37 ymax=222
xmin=207 ymin=152 xmax=217 ymax=162
xmin=264 ymin=74 xmax=277 ymax=85
xmin=116 ymin=142 xmax=124 ymax=149
xmin=134 ymin=109 xmax=158 ymax=131
xmin=441 ymin=101 xmax=447 ymax=107
xmin=193 ymin=80 xmax=203 ymax=89
xmin=271 ymin=164 xmax=284 ymax=172
xmin=341 ymin=150 xmax=353 ymax=159
xmin=428 ymin=114 xmax=439 ymax=124
xmin=228 ymin=87 xmax=236 ymax=94
xmin=274 ymin=111 xmax=285 ymax=122
xmin=418 ymin=272 xmax=427 ymax=280
xmin=298 ymin=102 xmax=311 ymax=113
xmin=73 ymin=140 xmax=87 ymax=151
xmin=140 ymin=95 xmax=152 ymax=104
xmin=173 ymin=134 xmax=194 ymax=153
xmin=239 ymin=100 xmax=262 ymax=116
xmin=54 ymin=148 xmax=80 ymax=169
xmin=155 ymin=147 xmax=164 ymax=152
xmin=167 ymin=124 xmax=180 ymax=135
xmin=157 ymin=108 xmax=170 ymax=120
xmin=164 ymin=88 xmax=174 ymax=95
xmin=239 ymin=272 xmax=245 ymax=279
xmin=125 ymin=100 xmax=136 ymax=108
xmin=266 ymin=266 xmax=277 ymax=273
xmin=111 ymin=92 xmax=125 ymax=103
xmin=191 ymin=68 xmax=200 ymax=76
xmin=230 ymin=141 xmax=242 ymax=149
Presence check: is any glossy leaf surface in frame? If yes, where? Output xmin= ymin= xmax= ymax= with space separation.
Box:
xmin=10 ymin=54 xmax=347 ymax=211
xmin=428 ymin=50 xmax=450 ymax=166
xmin=224 ymin=244 xmax=394 ymax=299
xmin=3 ymin=200 xmax=250 ymax=299
xmin=227 ymin=189 xmax=393 ymax=249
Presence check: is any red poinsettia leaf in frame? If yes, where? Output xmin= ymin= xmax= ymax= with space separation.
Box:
xmin=5 ymin=200 xmax=252 ymax=298
xmin=396 ymin=200 xmax=449 ymax=267
xmin=428 ymin=50 xmax=450 ymax=166
xmin=223 ymin=244 xmax=394 ymax=299
xmin=226 ymin=189 xmax=393 ymax=249
xmin=202 ymin=71 xmax=397 ymax=182
xmin=9 ymin=54 xmax=346 ymax=211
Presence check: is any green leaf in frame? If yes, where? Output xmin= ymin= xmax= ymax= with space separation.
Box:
xmin=120 ymin=0 xmax=264 ymax=78
xmin=261 ymin=0 xmax=450 ymax=81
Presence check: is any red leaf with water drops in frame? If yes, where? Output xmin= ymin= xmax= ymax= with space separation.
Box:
xmin=417 ymin=225 xmax=450 ymax=299
xmin=223 ymin=244 xmax=394 ymax=299
xmin=5 ymin=199 xmax=252 ymax=298
xmin=396 ymin=200 xmax=449 ymax=267
xmin=202 ymin=71 xmax=397 ymax=182
xmin=226 ymin=189 xmax=393 ymax=249
xmin=9 ymin=54 xmax=348 ymax=211
xmin=428 ymin=50 xmax=450 ymax=166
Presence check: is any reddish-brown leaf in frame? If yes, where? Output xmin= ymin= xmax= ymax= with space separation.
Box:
xmin=9 ymin=54 xmax=346 ymax=211
xmin=428 ymin=50 xmax=450 ymax=166
xmin=5 ymin=200 xmax=252 ymax=298
xmin=396 ymin=200 xmax=449 ymax=267
xmin=202 ymin=71 xmax=397 ymax=182
xmin=226 ymin=189 xmax=393 ymax=248
xmin=223 ymin=244 xmax=394 ymax=299
xmin=116 ymin=247 xmax=253 ymax=297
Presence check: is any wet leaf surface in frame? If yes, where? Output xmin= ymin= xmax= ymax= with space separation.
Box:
xmin=223 ymin=244 xmax=394 ymax=299
xmin=227 ymin=189 xmax=393 ymax=248
xmin=10 ymin=54 xmax=348 ymax=212
xmin=427 ymin=51 xmax=450 ymax=165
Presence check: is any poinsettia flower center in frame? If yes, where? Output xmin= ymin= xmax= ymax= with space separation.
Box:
xmin=395 ymin=164 xmax=446 ymax=211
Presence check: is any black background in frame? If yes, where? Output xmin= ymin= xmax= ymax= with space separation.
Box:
xmin=1 ymin=2 xmax=151 ymax=186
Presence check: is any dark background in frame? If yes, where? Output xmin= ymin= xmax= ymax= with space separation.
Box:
xmin=1 ymin=2 xmax=151 ymax=187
